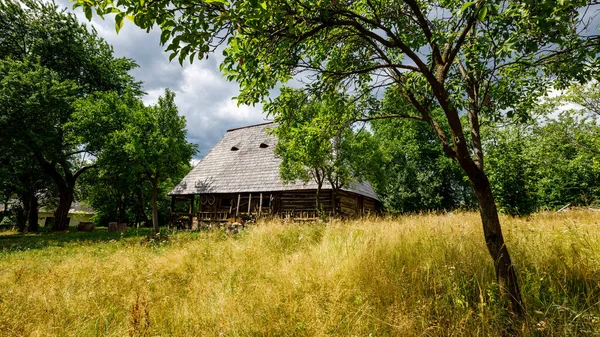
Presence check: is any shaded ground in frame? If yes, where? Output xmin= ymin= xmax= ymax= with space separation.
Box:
xmin=0 ymin=226 xmax=154 ymax=252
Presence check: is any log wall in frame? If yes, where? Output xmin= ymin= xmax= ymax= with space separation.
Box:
xmin=175 ymin=189 xmax=380 ymax=223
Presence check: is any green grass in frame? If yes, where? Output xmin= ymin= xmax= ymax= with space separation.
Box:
xmin=0 ymin=211 xmax=599 ymax=336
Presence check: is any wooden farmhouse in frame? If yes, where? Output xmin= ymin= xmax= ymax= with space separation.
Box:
xmin=168 ymin=122 xmax=380 ymax=226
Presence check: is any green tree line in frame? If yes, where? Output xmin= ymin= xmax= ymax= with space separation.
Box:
xmin=0 ymin=0 xmax=195 ymax=235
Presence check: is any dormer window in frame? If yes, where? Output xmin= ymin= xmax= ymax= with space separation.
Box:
xmin=231 ymin=146 xmax=239 ymax=151
xmin=259 ymin=143 xmax=269 ymax=148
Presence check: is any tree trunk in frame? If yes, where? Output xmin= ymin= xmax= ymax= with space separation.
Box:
xmin=15 ymin=206 xmax=26 ymax=232
xmin=466 ymin=166 xmax=524 ymax=316
xmin=151 ymin=175 xmax=159 ymax=237
xmin=18 ymin=196 xmax=28 ymax=233
xmin=53 ymin=186 xmax=74 ymax=231
xmin=28 ymin=192 xmax=39 ymax=232
xmin=315 ymin=184 xmax=321 ymax=214
xmin=136 ymin=186 xmax=151 ymax=226
xmin=118 ymin=194 xmax=126 ymax=224
xmin=331 ymin=188 xmax=338 ymax=216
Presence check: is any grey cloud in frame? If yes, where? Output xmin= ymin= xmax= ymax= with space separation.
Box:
xmin=54 ymin=0 xmax=269 ymax=160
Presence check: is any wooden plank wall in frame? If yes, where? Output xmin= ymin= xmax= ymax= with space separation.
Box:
xmin=338 ymin=191 xmax=358 ymax=216
xmin=194 ymin=190 xmax=379 ymax=221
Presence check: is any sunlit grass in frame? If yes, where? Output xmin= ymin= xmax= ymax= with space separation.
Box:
xmin=0 ymin=210 xmax=599 ymax=336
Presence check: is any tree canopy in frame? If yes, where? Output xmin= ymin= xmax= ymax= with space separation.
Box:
xmin=73 ymin=89 xmax=197 ymax=236
xmin=0 ymin=0 xmax=140 ymax=230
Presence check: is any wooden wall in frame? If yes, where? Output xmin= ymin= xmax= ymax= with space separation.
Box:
xmin=185 ymin=189 xmax=380 ymax=222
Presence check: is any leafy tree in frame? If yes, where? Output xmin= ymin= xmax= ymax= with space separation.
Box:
xmin=267 ymin=89 xmax=378 ymax=213
xmin=0 ymin=58 xmax=79 ymax=231
xmin=133 ymin=90 xmax=197 ymax=236
xmin=0 ymin=0 xmax=140 ymax=230
xmin=78 ymin=0 xmax=600 ymax=314
xmin=70 ymin=90 xmax=145 ymax=225
xmin=74 ymin=89 xmax=196 ymax=236
xmin=484 ymin=123 xmax=537 ymax=216
xmin=371 ymin=117 xmax=474 ymax=213
xmin=554 ymin=82 xmax=600 ymax=156
xmin=530 ymin=117 xmax=600 ymax=208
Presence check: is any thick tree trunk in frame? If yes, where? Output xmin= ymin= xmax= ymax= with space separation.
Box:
xmin=18 ymin=196 xmax=29 ymax=233
xmin=53 ymin=186 xmax=74 ymax=231
xmin=466 ymin=166 xmax=524 ymax=316
xmin=151 ymin=176 xmax=159 ymax=237
xmin=16 ymin=207 xmax=26 ymax=232
xmin=33 ymin=152 xmax=95 ymax=232
xmin=28 ymin=193 xmax=39 ymax=232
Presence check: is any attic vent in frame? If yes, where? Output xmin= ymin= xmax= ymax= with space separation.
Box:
xmin=259 ymin=143 xmax=269 ymax=148
xmin=231 ymin=146 xmax=239 ymax=151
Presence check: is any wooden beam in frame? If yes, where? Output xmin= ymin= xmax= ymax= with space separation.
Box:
xmin=247 ymin=193 xmax=252 ymax=214
xmin=259 ymin=193 xmax=263 ymax=215
xmin=214 ymin=197 xmax=218 ymax=221
xmin=236 ymin=194 xmax=241 ymax=217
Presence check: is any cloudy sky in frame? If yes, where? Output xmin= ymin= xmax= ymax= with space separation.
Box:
xmin=55 ymin=0 xmax=268 ymax=161
xmin=53 ymin=1 xmax=599 ymax=162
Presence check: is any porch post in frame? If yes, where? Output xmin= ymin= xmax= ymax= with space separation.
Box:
xmin=247 ymin=193 xmax=252 ymax=214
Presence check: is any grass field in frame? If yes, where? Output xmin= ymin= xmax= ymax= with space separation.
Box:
xmin=0 ymin=210 xmax=599 ymax=336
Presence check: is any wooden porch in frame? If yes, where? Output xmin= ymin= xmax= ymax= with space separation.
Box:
xmin=168 ymin=189 xmax=380 ymax=229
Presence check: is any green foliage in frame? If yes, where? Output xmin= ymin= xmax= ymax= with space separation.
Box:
xmin=484 ymin=124 xmax=537 ymax=215
xmin=74 ymin=0 xmax=599 ymax=195
xmin=72 ymin=89 xmax=196 ymax=229
xmin=530 ymin=117 xmax=600 ymax=208
xmin=266 ymin=89 xmax=375 ymax=192
xmin=371 ymin=117 xmax=474 ymax=213
xmin=0 ymin=0 xmax=140 ymax=230
xmin=485 ymin=115 xmax=600 ymax=213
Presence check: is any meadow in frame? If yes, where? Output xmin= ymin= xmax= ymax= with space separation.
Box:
xmin=0 ymin=210 xmax=599 ymax=336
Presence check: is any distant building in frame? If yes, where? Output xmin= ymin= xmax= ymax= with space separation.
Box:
xmin=38 ymin=201 xmax=95 ymax=227
xmin=169 ymin=122 xmax=380 ymax=225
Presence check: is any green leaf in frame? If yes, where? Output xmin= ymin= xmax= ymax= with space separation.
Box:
xmin=84 ymin=5 xmax=92 ymax=21
xmin=115 ymin=12 xmax=125 ymax=33
xmin=160 ymin=30 xmax=170 ymax=45
xmin=478 ymin=6 xmax=488 ymax=21
xmin=460 ymin=1 xmax=475 ymax=13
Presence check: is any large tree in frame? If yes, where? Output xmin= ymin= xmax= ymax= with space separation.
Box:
xmin=74 ymin=89 xmax=196 ymax=236
xmin=266 ymin=88 xmax=379 ymax=214
xmin=77 ymin=0 xmax=600 ymax=314
xmin=371 ymin=116 xmax=474 ymax=213
xmin=0 ymin=0 xmax=139 ymax=230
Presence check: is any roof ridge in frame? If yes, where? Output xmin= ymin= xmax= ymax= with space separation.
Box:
xmin=226 ymin=121 xmax=274 ymax=132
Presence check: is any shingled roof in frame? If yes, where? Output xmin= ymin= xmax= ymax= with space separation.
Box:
xmin=169 ymin=122 xmax=379 ymax=200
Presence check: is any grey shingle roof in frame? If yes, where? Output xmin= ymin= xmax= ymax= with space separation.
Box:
xmin=169 ymin=122 xmax=379 ymax=200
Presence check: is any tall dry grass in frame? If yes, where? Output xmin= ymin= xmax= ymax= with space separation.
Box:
xmin=0 ymin=210 xmax=599 ymax=336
